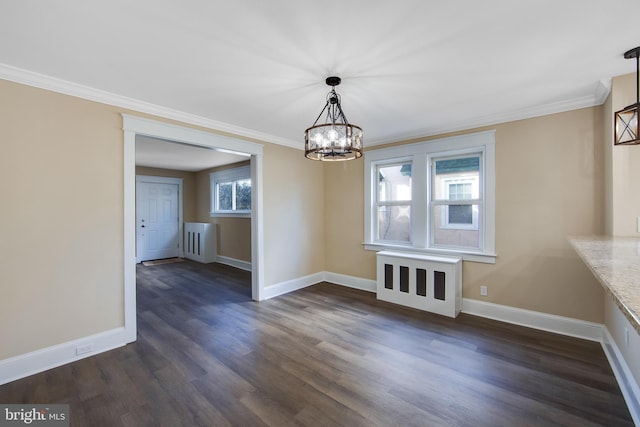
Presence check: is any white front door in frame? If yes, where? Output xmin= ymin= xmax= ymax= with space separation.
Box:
xmin=136 ymin=180 xmax=181 ymax=262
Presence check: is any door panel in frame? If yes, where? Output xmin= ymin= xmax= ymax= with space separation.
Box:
xmin=136 ymin=181 xmax=180 ymax=262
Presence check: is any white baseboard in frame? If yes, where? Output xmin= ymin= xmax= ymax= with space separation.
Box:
xmin=262 ymin=272 xmax=324 ymax=300
xmin=462 ymin=298 xmax=603 ymax=342
xmin=264 ymin=271 xmax=375 ymax=300
xmin=267 ymin=274 xmax=603 ymax=341
xmin=602 ymin=327 xmax=640 ymax=425
xmin=216 ymin=255 xmax=252 ymax=272
xmin=0 ymin=327 xmax=127 ymax=386
xmin=323 ymin=272 xmax=376 ymax=293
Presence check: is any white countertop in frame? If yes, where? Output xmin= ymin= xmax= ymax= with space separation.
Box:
xmin=570 ymin=236 xmax=640 ymax=333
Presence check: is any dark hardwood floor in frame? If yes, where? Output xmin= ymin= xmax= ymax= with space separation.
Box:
xmin=0 ymin=260 xmax=633 ymax=426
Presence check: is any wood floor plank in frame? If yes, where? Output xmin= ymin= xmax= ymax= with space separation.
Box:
xmin=0 ymin=260 xmax=633 ymax=426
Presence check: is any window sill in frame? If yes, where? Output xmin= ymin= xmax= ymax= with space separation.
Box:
xmin=210 ymin=212 xmax=251 ymax=218
xmin=363 ymin=242 xmax=496 ymax=264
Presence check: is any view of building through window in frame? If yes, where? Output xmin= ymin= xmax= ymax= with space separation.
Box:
xmin=376 ymin=163 xmax=412 ymax=242
xmin=432 ymin=156 xmax=480 ymax=249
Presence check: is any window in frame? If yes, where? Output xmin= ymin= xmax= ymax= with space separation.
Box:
xmin=210 ymin=165 xmax=251 ymax=217
xmin=364 ymin=131 xmax=495 ymax=263
xmin=432 ymin=155 xmax=480 ymax=249
xmin=376 ymin=162 xmax=412 ymax=242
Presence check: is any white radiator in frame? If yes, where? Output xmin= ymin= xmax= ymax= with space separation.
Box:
xmin=184 ymin=222 xmax=217 ymax=263
xmin=376 ymin=251 xmax=462 ymax=318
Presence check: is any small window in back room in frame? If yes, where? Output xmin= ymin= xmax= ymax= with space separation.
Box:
xmin=210 ymin=165 xmax=251 ymax=217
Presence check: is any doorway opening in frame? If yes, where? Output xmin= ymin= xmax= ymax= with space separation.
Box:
xmin=123 ymin=115 xmax=265 ymax=344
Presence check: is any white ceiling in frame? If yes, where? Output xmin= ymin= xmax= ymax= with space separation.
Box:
xmin=1 ymin=0 xmax=639 ymax=155
xmin=136 ymin=135 xmax=249 ymax=172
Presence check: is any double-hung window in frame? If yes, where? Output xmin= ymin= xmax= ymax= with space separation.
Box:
xmin=432 ymin=154 xmax=481 ymax=248
xmin=364 ymin=131 xmax=495 ymax=263
xmin=375 ymin=161 xmax=412 ymax=242
xmin=210 ymin=165 xmax=251 ymax=217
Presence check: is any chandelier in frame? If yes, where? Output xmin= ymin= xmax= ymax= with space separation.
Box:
xmin=614 ymin=47 xmax=640 ymax=145
xmin=304 ymin=76 xmax=363 ymax=161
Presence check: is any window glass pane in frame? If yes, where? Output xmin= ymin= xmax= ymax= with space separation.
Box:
xmin=378 ymin=163 xmax=412 ymax=202
xmin=449 ymin=183 xmax=473 ymax=200
xmin=449 ymin=204 xmax=473 ymax=224
xmin=377 ymin=205 xmax=411 ymax=241
xmin=434 ymin=156 xmax=480 ymax=200
xmin=235 ymin=179 xmax=251 ymax=210
xmin=218 ymin=182 xmax=233 ymax=210
xmin=210 ymin=166 xmax=252 ymax=215
xmin=433 ymin=204 xmax=479 ymax=248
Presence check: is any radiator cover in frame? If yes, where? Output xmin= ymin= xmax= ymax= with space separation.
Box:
xmin=376 ymin=251 xmax=462 ymax=318
xmin=184 ymin=222 xmax=217 ymax=263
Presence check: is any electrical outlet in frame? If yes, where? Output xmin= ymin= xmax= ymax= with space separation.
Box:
xmin=480 ymin=286 xmax=488 ymax=297
xmin=76 ymin=344 xmax=93 ymax=355
xmin=637 ymin=217 xmax=640 ymax=233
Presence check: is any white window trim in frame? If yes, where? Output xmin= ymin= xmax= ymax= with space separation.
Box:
xmin=210 ymin=165 xmax=252 ymax=218
xmin=364 ymin=130 xmax=496 ymax=264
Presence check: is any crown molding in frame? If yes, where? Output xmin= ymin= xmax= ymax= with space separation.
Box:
xmin=366 ymin=84 xmax=612 ymax=147
xmin=0 ymin=62 xmax=612 ymax=151
xmin=594 ymin=78 xmax=612 ymax=105
xmin=0 ymin=62 xmax=300 ymax=149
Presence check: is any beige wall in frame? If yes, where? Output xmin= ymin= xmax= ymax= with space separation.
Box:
xmin=0 ymin=74 xmax=620 ymax=361
xmin=603 ymin=85 xmax=614 ymax=236
xmin=324 ymin=161 xmax=375 ymax=278
xmin=608 ymin=72 xmax=640 ymax=236
xmin=263 ymin=143 xmax=325 ymax=286
xmin=0 ymin=79 xmax=326 ymax=360
xmin=0 ymin=80 xmax=124 ymax=359
xmin=326 ymin=107 xmax=605 ymax=322
xmin=134 ymin=164 xmax=253 ymax=263
xmin=135 ymin=166 xmax=197 ymax=222
xmin=195 ymin=161 xmax=251 ymax=263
